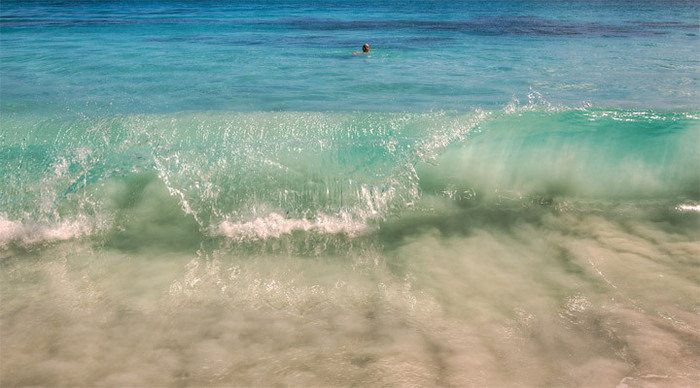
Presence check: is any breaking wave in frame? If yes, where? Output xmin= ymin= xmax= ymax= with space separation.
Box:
xmin=1 ymin=104 xmax=697 ymax=248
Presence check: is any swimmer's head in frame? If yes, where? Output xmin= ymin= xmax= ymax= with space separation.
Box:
xmin=362 ymin=43 xmax=370 ymax=53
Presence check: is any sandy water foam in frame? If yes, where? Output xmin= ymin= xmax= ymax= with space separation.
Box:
xmin=1 ymin=203 xmax=698 ymax=386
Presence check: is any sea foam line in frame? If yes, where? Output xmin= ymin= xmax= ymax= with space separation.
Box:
xmin=0 ymin=214 xmax=93 ymax=248
xmin=217 ymin=212 xmax=367 ymax=241
xmin=675 ymin=203 xmax=700 ymax=213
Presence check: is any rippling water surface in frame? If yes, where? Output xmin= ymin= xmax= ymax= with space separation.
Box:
xmin=1 ymin=1 xmax=699 ymax=386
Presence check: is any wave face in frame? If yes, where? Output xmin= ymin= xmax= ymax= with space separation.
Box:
xmin=2 ymin=114 xmax=700 ymax=386
xmin=1 ymin=107 xmax=697 ymax=247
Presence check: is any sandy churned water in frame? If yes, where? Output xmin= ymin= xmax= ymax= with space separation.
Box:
xmin=2 ymin=206 xmax=698 ymax=387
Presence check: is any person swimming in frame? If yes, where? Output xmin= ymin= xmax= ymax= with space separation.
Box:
xmin=353 ymin=43 xmax=370 ymax=55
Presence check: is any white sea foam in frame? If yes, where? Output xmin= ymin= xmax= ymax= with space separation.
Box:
xmin=0 ymin=217 xmax=23 ymax=247
xmin=675 ymin=203 xmax=700 ymax=213
xmin=217 ymin=212 xmax=368 ymax=240
xmin=216 ymin=182 xmax=399 ymax=241
xmin=0 ymin=214 xmax=93 ymax=248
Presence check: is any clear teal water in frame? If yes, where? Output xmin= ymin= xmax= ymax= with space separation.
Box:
xmin=2 ymin=0 xmax=699 ymax=113
xmin=1 ymin=1 xmax=699 ymax=386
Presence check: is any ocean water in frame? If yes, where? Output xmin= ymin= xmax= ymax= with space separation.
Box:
xmin=1 ymin=1 xmax=699 ymax=386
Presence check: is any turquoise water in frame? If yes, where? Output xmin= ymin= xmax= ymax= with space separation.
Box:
xmin=1 ymin=1 xmax=699 ymax=386
xmin=2 ymin=0 xmax=699 ymax=113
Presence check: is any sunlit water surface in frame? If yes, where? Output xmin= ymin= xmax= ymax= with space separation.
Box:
xmin=1 ymin=0 xmax=699 ymax=386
